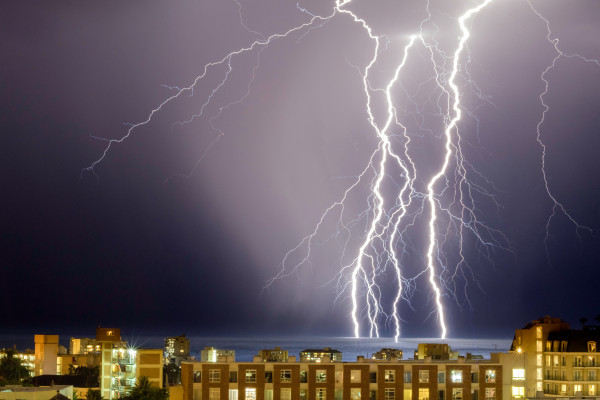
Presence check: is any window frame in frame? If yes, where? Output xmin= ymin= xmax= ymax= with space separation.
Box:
xmin=245 ymin=369 xmax=257 ymax=383
xmin=209 ymin=369 xmax=220 ymax=383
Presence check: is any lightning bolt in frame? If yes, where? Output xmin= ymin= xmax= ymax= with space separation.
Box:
xmin=526 ymin=0 xmax=597 ymax=257
xmin=83 ymin=0 xmax=596 ymax=340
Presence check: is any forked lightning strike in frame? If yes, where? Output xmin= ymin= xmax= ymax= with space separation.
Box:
xmin=83 ymin=0 xmax=597 ymax=340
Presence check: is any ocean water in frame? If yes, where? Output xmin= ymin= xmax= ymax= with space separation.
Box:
xmin=0 ymin=334 xmax=511 ymax=362
xmin=126 ymin=336 xmax=512 ymax=362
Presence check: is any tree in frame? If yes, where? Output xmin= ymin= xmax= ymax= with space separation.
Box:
xmin=68 ymin=365 xmax=100 ymax=387
xmin=124 ymin=376 xmax=168 ymax=400
xmin=85 ymin=388 xmax=103 ymax=400
xmin=0 ymin=349 xmax=31 ymax=384
xmin=163 ymin=362 xmax=180 ymax=386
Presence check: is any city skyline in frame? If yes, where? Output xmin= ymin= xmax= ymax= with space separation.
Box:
xmin=2 ymin=0 xmax=600 ymax=339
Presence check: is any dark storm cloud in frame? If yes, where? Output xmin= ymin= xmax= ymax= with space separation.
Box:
xmin=1 ymin=0 xmax=599 ymax=339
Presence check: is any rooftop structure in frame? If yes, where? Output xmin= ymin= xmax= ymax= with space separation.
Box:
xmin=0 ymin=385 xmax=72 ymax=400
xmin=201 ymin=347 xmax=235 ymax=363
xmin=258 ymin=347 xmax=289 ymax=363
xmin=372 ymin=348 xmax=403 ymax=361
xmin=299 ymin=348 xmax=343 ymax=363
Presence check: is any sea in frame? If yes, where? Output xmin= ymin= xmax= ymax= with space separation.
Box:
xmin=0 ymin=334 xmax=512 ymax=361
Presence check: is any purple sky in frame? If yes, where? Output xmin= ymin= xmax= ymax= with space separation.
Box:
xmin=1 ymin=0 xmax=600 ymax=340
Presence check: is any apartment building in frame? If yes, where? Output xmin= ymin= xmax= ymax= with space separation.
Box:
xmin=97 ymin=327 xmax=163 ymax=399
xmin=166 ymin=335 xmax=191 ymax=366
xmin=510 ymin=316 xmax=600 ymax=398
xmin=181 ymin=349 xmax=503 ymax=400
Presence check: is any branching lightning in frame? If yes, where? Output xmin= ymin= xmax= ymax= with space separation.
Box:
xmin=527 ymin=0 xmax=597 ymax=257
xmin=83 ymin=0 xmax=597 ymax=340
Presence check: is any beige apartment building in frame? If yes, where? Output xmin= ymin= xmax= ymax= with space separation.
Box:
xmin=96 ymin=327 xmax=163 ymax=399
xmin=509 ymin=316 xmax=600 ymax=398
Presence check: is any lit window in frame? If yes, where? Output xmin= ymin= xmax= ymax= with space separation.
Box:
xmin=451 ymin=370 xmax=463 ymax=383
xmin=351 ymin=388 xmax=361 ymax=400
xmin=589 ymin=342 xmax=597 ymax=353
xmin=209 ymin=369 xmax=220 ymax=382
xmin=280 ymin=369 xmax=292 ymax=383
xmin=536 ymin=382 xmax=542 ymax=392
xmin=419 ymin=388 xmax=429 ymax=400
xmin=385 ymin=388 xmax=395 ymax=400
xmin=513 ymin=369 xmax=525 ymax=380
xmin=245 ymin=370 xmax=256 ymax=383
xmin=553 ymin=355 xmax=559 ymax=367
xmin=545 ymin=355 xmax=550 ymax=366
xmin=316 ymin=370 xmax=327 ymax=383
xmin=316 ymin=388 xmax=326 ymax=400
xmin=485 ymin=370 xmax=496 ymax=383
xmin=537 ymin=341 xmax=542 ymax=352
xmin=590 ymin=385 xmax=596 ymax=396
xmin=537 ymin=326 xmax=542 ymax=339
xmin=537 ymin=368 xmax=542 ymax=380
xmin=574 ymin=385 xmax=582 ymax=393
xmin=553 ymin=341 xmax=558 ymax=352
xmin=536 ymin=354 xmax=542 ymax=366
xmin=485 ymin=388 xmax=496 ymax=400
xmin=452 ymin=388 xmax=463 ymax=400
xmin=512 ymin=387 xmax=524 ymax=398
xmin=209 ymin=388 xmax=220 ymax=400
xmin=281 ymin=388 xmax=291 ymax=400
xmin=385 ymin=370 xmax=395 ymax=383
xmin=245 ymin=388 xmax=256 ymax=400
xmin=350 ymin=370 xmax=361 ymax=383
xmin=419 ymin=370 xmax=429 ymax=383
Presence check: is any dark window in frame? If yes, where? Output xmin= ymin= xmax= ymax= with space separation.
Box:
xmin=370 ymin=372 xmax=377 ymax=383
xmin=193 ymin=371 xmax=201 ymax=383
xmin=300 ymin=370 xmax=307 ymax=383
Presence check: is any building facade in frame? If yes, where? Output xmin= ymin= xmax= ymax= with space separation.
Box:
xmin=181 ymin=351 xmax=503 ymax=400
xmin=96 ymin=327 xmax=164 ymax=399
xmin=510 ymin=316 xmax=600 ymax=399
xmin=166 ymin=335 xmax=191 ymax=366
xmin=34 ymin=335 xmax=59 ymax=376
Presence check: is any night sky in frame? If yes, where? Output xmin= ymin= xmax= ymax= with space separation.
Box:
xmin=2 ymin=0 xmax=600 ymax=341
